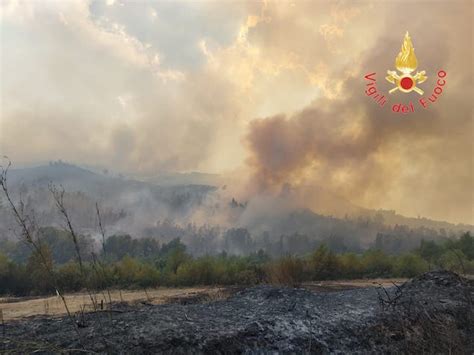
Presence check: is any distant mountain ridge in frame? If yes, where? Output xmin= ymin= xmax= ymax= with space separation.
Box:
xmin=4 ymin=162 xmax=473 ymax=233
xmin=137 ymin=171 xmax=222 ymax=187
xmin=7 ymin=162 xmax=215 ymax=194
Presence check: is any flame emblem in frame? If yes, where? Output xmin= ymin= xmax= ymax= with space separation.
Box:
xmin=386 ymin=32 xmax=427 ymax=95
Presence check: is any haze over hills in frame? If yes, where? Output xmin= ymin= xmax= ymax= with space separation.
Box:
xmin=7 ymin=162 xmax=218 ymax=201
xmin=1 ymin=162 xmax=218 ymax=238
xmin=138 ymin=172 xmax=223 ymax=187
xmin=1 ymin=162 xmax=471 ymax=249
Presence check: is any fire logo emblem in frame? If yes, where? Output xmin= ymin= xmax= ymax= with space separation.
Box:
xmin=386 ymin=32 xmax=427 ymax=95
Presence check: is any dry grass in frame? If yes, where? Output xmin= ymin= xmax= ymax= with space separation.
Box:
xmin=265 ymin=256 xmax=305 ymax=287
xmin=1 ymin=279 xmax=410 ymax=322
xmin=303 ymin=278 xmax=408 ymax=292
xmin=0 ymin=287 xmax=225 ymax=321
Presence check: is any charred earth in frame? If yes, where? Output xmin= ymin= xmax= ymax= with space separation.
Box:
xmin=1 ymin=271 xmax=472 ymax=354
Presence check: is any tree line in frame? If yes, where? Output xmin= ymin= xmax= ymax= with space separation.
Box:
xmin=1 ymin=232 xmax=472 ymax=296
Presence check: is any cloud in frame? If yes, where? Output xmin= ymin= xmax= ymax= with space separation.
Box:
xmin=0 ymin=0 xmax=247 ymax=173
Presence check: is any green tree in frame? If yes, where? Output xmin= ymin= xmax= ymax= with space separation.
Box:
xmin=417 ymin=239 xmax=442 ymax=266
xmin=456 ymin=232 xmax=473 ymax=260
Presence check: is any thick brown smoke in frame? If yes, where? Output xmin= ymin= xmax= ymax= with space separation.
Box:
xmin=245 ymin=2 xmax=473 ymax=224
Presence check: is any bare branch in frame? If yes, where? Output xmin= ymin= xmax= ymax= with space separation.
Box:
xmin=49 ymin=183 xmax=84 ymax=270
xmin=96 ymin=202 xmax=106 ymax=257
xmin=0 ymin=159 xmax=84 ymax=347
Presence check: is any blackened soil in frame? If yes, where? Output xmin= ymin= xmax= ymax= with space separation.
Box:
xmin=1 ymin=271 xmax=472 ymax=354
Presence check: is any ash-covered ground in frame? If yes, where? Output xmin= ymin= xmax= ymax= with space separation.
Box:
xmin=1 ymin=271 xmax=472 ymax=354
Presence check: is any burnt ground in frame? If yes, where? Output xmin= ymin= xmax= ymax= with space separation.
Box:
xmin=1 ymin=271 xmax=472 ymax=354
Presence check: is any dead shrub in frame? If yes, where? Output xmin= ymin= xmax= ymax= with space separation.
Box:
xmin=265 ymin=256 xmax=304 ymax=287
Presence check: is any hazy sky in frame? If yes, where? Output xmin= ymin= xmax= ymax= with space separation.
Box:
xmin=0 ymin=0 xmax=473 ymax=224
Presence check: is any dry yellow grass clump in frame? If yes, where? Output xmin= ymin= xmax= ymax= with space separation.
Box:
xmin=0 ymin=286 xmax=226 ymax=321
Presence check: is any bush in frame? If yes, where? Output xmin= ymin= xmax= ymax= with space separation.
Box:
xmin=310 ymin=245 xmax=341 ymax=280
xmin=338 ymin=253 xmax=364 ymax=279
xmin=417 ymin=240 xmax=442 ymax=265
xmin=136 ymin=263 xmax=160 ymax=288
xmin=361 ymin=250 xmax=394 ymax=278
xmin=438 ymin=250 xmax=469 ymax=274
xmin=26 ymin=245 xmax=55 ymax=295
xmin=265 ymin=255 xmax=304 ymax=287
xmin=395 ymin=253 xmax=429 ymax=277
xmin=176 ymin=257 xmax=221 ymax=286
xmin=0 ymin=253 xmax=31 ymax=295
xmin=89 ymin=262 xmax=114 ymax=290
xmin=56 ymin=262 xmax=83 ymax=292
